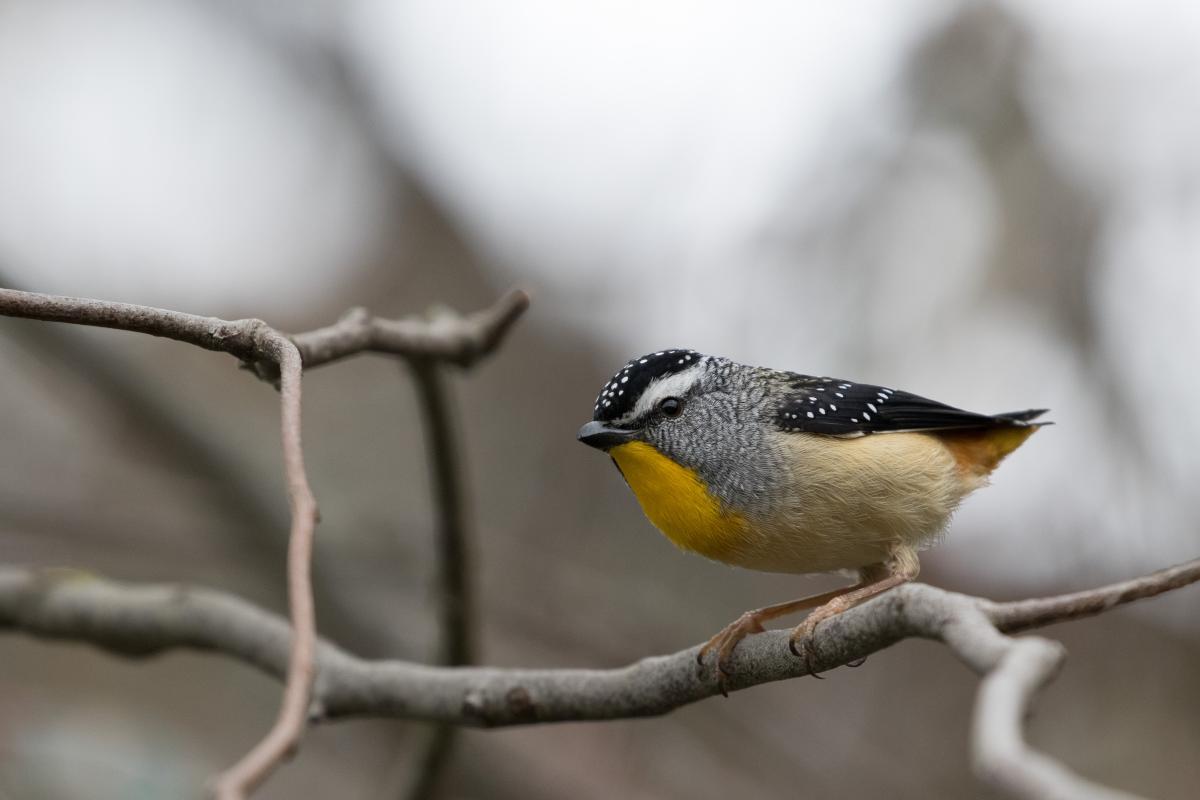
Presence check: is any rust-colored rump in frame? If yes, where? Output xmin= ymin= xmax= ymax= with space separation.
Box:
xmin=938 ymin=425 xmax=1040 ymax=477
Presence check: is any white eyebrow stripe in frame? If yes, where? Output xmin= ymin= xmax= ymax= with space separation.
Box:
xmin=612 ymin=363 xmax=704 ymax=425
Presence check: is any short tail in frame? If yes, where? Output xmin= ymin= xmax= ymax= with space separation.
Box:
xmin=994 ymin=408 xmax=1051 ymax=425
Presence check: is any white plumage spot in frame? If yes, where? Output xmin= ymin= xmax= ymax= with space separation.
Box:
xmin=867 ymin=403 xmax=878 ymax=413
xmin=863 ymin=412 xmax=871 ymax=420
xmin=806 ymin=411 xmax=814 ymax=418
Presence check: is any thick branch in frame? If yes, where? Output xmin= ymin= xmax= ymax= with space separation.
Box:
xmin=1 ymin=560 xmax=1195 ymax=726
xmin=971 ymin=638 xmax=1141 ymax=800
xmin=4 ymin=560 xmax=1195 ymax=799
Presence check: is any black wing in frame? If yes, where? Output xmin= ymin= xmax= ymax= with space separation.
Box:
xmin=774 ymin=374 xmax=1047 ymax=436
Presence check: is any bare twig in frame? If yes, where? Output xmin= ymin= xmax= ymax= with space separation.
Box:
xmin=398 ymin=357 xmax=472 ymax=800
xmin=409 ymin=358 xmax=473 ymax=667
xmin=0 ymin=286 xmax=529 ymax=798
xmin=0 ymin=287 xmax=530 ymax=378
xmin=210 ymin=340 xmax=319 ymax=799
xmin=1 ymin=558 xmax=1196 ymax=800
xmin=986 ymin=558 xmax=1200 ymax=633
xmin=0 ymin=286 xmax=316 ymax=797
xmin=0 ymin=288 xmax=279 ymax=368
xmin=0 ymin=276 xmax=381 ymax=658
xmin=291 ymin=289 xmax=529 ymax=370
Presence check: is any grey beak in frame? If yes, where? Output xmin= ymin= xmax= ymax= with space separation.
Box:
xmin=577 ymin=421 xmax=635 ymax=451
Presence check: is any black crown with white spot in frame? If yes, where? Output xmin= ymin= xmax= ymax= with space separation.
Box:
xmin=593 ymin=349 xmax=701 ymax=423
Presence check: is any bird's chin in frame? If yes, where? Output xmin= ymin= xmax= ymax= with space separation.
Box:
xmin=576 ymin=421 xmax=636 ymax=451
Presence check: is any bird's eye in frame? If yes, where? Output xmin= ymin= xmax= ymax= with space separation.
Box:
xmin=658 ymin=397 xmax=684 ymax=418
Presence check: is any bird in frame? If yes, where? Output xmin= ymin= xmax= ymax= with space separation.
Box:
xmin=577 ymin=349 xmax=1048 ymax=690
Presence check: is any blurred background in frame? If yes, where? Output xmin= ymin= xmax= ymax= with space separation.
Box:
xmin=1 ymin=0 xmax=1198 ymax=797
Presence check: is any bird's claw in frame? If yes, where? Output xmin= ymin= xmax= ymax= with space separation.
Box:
xmin=696 ymin=612 xmax=766 ymax=696
xmin=788 ymin=619 xmax=826 ymax=678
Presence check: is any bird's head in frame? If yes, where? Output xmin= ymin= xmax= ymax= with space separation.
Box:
xmin=577 ymin=349 xmax=772 ymax=484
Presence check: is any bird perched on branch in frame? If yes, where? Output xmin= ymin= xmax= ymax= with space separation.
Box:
xmin=578 ymin=349 xmax=1047 ymax=690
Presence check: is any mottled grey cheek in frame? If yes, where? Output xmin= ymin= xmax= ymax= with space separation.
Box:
xmin=645 ymin=402 xmax=787 ymax=516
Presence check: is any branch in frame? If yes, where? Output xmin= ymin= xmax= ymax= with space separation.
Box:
xmin=398 ymin=359 xmax=472 ymax=800
xmin=408 ymin=359 xmax=473 ymax=667
xmin=1 ymin=559 xmax=1196 ymax=799
xmin=986 ymin=558 xmax=1200 ymax=633
xmin=290 ymin=289 xmax=530 ymax=370
xmin=0 ymin=287 xmax=278 ymax=361
xmin=209 ymin=340 xmax=319 ymax=799
xmin=0 ymin=279 xmax=394 ymax=658
xmin=0 ymin=286 xmax=529 ymax=798
xmin=0 ymin=287 xmax=531 ymax=378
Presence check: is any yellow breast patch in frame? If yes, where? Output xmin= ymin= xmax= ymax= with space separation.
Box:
xmin=609 ymin=441 xmax=749 ymax=563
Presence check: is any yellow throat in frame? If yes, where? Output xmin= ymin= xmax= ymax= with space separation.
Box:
xmin=609 ymin=441 xmax=748 ymax=562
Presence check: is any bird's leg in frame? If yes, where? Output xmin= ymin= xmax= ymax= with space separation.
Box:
xmin=697 ymin=585 xmax=867 ymax=696
xmin=788 ymin=553 xmax=920 ymax=676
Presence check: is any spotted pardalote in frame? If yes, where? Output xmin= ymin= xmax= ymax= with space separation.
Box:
xmin=577 ymin=349 xmax=1047 ymax=686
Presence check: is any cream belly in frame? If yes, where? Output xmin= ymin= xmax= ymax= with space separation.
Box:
xmin=731 ymin=430 xmax=973 ymax=573
xmin=612 ymin=432 xmax=974 ymax=575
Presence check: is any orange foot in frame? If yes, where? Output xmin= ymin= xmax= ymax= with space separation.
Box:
xmin=695 ymin=586 xmax=868 ymax=695
xmin=787 ymin=571 xmax=914 ymax=676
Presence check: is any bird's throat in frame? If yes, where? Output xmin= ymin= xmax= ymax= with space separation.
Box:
xmin=609 ymin=441 xmax=748 ymax=563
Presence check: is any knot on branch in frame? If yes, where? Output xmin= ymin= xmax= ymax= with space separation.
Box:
xmin=216 ymin=318 xmax=284 ymax=386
